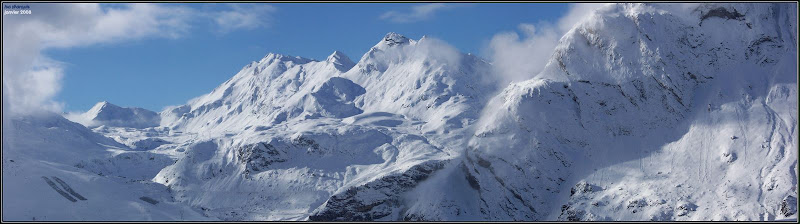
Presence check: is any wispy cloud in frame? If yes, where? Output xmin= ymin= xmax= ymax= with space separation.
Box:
xmin=380 ymin=3 xmax=454 ymax=23
xmin=213 ymin=4 xmax=276 ymax=33
xmin=486 ymin=3 xmax=610 ymax=85
xmin=2 ymin=3 xmax=278 ymax=119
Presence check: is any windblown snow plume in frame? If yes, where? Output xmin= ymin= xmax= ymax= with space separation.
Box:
xmin=488 ymin=3 xmax=609 ymax=85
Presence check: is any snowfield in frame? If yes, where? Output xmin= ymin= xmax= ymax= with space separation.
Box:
xmin=3 ymin=2 xmax=797 ymax=221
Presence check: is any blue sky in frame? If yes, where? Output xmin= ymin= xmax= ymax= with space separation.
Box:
xmin=11 ymin=3 xmax=571 ymax=112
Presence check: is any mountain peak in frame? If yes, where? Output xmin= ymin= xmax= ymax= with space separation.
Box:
xmin=79 ymin=101 xmax=160 ymax=128
xmin=382 ymin=32 xmax=410 ymax=46
xmin=362 ymin=32 xmax=417 ymax=59
xmin=326 ymin=51 xmax=355 ymax=72
xmin=90 ymin=101 xmax=117 ymax=112
xmin=95 ymin=101 xmax=109 ymax=106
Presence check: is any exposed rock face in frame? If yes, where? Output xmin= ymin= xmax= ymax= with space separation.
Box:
xmin=571 ymin=181 xmax=599 ymax=196
xmin=780 ymin=195 xmax=797 ymax=217
xmin=309 ymin=160 xmax=447 ymax=221
xmin=236 ymin=142 xmax=287 ymax=174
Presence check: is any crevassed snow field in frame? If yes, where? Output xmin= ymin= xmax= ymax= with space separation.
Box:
xmin=2 ymin=2 xmax=798 ymax=221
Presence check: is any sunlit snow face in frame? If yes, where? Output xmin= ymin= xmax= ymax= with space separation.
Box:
xmin=367 ymin=36 xmax=464 ymax=72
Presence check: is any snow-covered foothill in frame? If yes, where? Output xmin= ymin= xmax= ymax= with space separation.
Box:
xmin=67 ymin=101 xmax=160 ymax=129
xmin=2 ymin=112 xmax=211 ymax=221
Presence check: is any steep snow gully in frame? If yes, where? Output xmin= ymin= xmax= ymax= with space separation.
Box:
xmin=2 ymin=2 xmax=798 ymax=221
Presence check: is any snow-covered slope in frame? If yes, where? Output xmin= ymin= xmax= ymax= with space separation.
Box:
xmin=343 ymin=33 xmax=498 ymax=133
xmin=432 ymin=3 xmax=798 ymax=221
xmin=152 ymin=116 xmax=453 ymax=220
xmin=68 ymin=101 xmax=160 ymax=128
xmin=2 ymin=112 xmax=211 ymax=221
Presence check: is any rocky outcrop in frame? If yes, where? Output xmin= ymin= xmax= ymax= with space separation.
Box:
xmin=309 ymin=160 xmax=448 ymax=221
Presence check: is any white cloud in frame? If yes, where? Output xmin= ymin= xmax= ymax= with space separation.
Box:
xmin=214 ymin=4 xmax=276 ymax=33
xmin=8 ymin=4 xmax=193 ymax=49
xmin=488 ymin=23 xmax=561 ymax=85
xmin=486 ymin=3 xmax=610 ymax=85
xmin=2 ymin=3 xmax=278 ymax=119
xmin=380 ymin=3 xmax=453 ymax=23
xmin=3 ymin=58 xmax=65 ymax=113
xmin=2 ymin=3 xmax=194 ymax=118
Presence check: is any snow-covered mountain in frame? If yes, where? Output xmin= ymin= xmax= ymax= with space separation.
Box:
xmin=3 ymin=2 xmax=797 ymax=221
xmin=160 ymin=32 xmax=496 ymax=136
xmin=69 ymin=101 xmax=160 ymax=128
xmin=159 ymin=52 xmax=355 ymax=133
xmin=147 ymin=32 xmax=497 ymax=221
xmin=341 ymin=32 xmax=497 ymax=133
xmin=454 ymin=3 xmax=798 ymax=221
